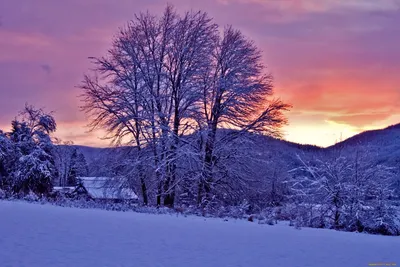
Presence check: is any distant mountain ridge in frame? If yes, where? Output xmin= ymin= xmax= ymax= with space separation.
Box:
xmin=329 ymin=123 xmax=400 ymax=149
xmin=328 ymin=123 xmax=400 ymax=166
xmin=65 ymin=123 xmax=400 ymax=175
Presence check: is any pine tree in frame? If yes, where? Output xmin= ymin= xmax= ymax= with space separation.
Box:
xmin=68 ymin=150 xmax=89 ymax=186
xmin=9 ymin=120 xmax=55 ymax=195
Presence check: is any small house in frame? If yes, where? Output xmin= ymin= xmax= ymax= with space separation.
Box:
xmin=52 ymin=177 xmax=139 ymax=203
xmin=77 ymin=177 xmax=139 ymax=202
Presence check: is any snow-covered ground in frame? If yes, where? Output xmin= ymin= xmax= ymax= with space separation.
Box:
xmin=0 ymin=201 xmax=399 ymax=267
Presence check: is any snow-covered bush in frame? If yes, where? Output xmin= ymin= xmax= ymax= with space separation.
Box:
xmin=13 ymin=149 xmax=54 ymax=195
xmin=286 ymin=149 xmax=399 ymax=235
xmin=23 ymin=191 xmax=40 ymax=202
xmin=362 ymin=201 xmax=399 ymax=235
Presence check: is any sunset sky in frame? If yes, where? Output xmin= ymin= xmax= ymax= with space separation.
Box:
xmin=0 ymin=0 xmax=399 ymax=147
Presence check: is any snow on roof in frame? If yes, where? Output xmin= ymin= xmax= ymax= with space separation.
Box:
xmin=53 ymin=186 xmax=76 ymax=191
xmin=78 ymin=177 xmax=138 ymax=200
xmin=53 ymin=187 xmax=76 ymax=194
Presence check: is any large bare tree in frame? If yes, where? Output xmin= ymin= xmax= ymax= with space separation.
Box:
xmin=80 ymin=5 xmax=290 ymax=208
xmin=196 ymin=26 xmax=290 ymax=205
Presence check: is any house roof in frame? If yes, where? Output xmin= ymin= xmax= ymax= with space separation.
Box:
xmin=78 ymin=177 xmax=138 ymax=200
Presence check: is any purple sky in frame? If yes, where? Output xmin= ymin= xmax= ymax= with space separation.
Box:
xmin=1 ymin=0 xmax=399 ymax=147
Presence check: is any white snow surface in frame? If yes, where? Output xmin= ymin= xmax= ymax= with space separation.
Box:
xmin=0 ymin=201 xmax=399 ymax=267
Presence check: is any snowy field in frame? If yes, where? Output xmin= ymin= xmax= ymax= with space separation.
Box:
xmin=0 ymin=201 xmax=399 ymax=267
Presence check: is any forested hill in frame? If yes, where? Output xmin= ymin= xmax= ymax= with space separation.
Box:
xmin=329 ymin=123 xmax=400 ymax=149
xmin=328 ymin=123 xmax=400 ymax=166
xmin=68 ymin=124 xmax=400 ymax=176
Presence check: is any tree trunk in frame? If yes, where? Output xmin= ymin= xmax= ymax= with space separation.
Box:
xmin=163 ymin=103 xmax=180 ymax=207
xmin=197 ymin=181 xmax=203 ymax=206
xmin=140 ymin=177 xmax=148 ymax=205
xmin=163 ymin=152 xmax=176 ymax=207
xmin=198 ymin=122 xmax=217 ymax=206
xmin=157 ymin=181 xmax=162 ymax=206
xmin=333 ymin=192 xmax=341 ymax=229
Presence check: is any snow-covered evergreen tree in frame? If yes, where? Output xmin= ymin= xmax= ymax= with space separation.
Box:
xmin=14 ymin=147 xmax=54 ymax=195
xmin=4 ymin=105 xmax=57 ymax=196
xmin=68 ymin=149 xmax=89 ymax=186
xmin=0 ymin=130 xmax=15 ymax=191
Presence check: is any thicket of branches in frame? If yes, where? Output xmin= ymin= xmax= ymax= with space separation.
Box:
xmin=286 ymin=148 xmax=399 ymax=235
xmin=52 ymin=140 xmax=89 ymax=187
xmin=80 ymin=5 xmax=290 ymax=208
